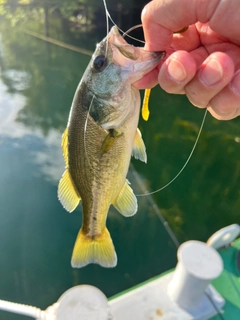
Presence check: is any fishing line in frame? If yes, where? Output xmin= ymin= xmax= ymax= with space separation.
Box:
xmin=103 ymin=0 xmax=110 ymax=56
xmin=84 ymin=94 xmax=96 ymax=169
xmin=102 ymin=0 xmax=145 ymax=45
xmin=130 ymin=163 xmax=180 ymax=248
xmin=136 ymin=108 xmax=208 ymax=197
xmin=122 ymin=24 xmax=145 ymax=44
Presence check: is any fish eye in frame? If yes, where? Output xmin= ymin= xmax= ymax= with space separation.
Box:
xmin=93 ymin=55 xmax=107 ymax=72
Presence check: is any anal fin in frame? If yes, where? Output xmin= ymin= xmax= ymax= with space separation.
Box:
xmin=113 ymin=180 xmax=137 ymax=217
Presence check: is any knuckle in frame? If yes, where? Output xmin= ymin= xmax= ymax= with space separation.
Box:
xmin=185 ymin=87 xmax=208 ymax=108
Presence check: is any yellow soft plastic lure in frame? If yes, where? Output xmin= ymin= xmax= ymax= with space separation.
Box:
xmin=142 ymin=88 xmax=151 ymax=121
xmin=141 ymin=26 xmax=189 ymax=122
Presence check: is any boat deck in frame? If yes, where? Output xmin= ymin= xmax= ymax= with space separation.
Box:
xmin=211 ymin=238 xmax=240 ymax=319
xmin=109 ymin=239 xmax=240 ymax=320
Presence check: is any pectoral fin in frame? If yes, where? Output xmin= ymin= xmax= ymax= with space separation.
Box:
xmin=113 ymin=180 xmax=137 ymax=217
xmin=101 ymin=129 xmax=123 ymax=156
xmin=132 ymin=128 xmax=147 ymax=163
xmin=58 ymin=169 xmax=81 ymax=212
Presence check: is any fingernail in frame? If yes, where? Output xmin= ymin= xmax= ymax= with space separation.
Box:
xmin=200 ymin=59 xmax=223 ymax=86
xmin=230 ymin=70 xmax=240 ymax=96
xmin=167 ymin=58 xmax=187 ymax=82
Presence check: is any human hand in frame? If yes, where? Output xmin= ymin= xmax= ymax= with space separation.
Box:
xmin=135 ymin=0 xmax=240 ymax=120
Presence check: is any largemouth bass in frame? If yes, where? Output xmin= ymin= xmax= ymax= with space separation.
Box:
xmin=58 ymin=26 xmax=165 ymax=268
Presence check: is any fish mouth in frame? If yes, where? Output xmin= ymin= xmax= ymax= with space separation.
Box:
xmin=106 ymin=26 xmax=165 ymax=82
xmin=108 ymin=26 xmax=165 ymax=61
xmin=108 ymin=26 xmax=140 ymax=60
xmin=151 ymin=51 xmax=166 ymax=60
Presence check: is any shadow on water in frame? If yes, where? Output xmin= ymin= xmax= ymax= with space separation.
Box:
xmin=0 ymin=8 xmax=240 ymax=320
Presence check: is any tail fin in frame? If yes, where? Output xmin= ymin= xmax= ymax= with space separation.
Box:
xmin=71 ymin=228 xmax=117 ymax=268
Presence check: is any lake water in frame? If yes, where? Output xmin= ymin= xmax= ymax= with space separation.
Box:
xmin=0 ymin=16 xmax=240 ymax=320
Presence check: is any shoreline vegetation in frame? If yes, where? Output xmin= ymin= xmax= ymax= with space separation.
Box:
xmin=0 ymin=0 xmax=147 ymax=38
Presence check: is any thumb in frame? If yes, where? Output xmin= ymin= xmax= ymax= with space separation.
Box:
xmin=141 ymin=0 xmax=239 ymax=51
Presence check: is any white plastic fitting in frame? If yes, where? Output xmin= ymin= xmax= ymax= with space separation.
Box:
xmin=207 ymin=224 xmax=240 ymax=249
xmin=168 ymin=240 xmax=223 ymax=313
xmin=56 ymin=285 xmax=112 ymax=320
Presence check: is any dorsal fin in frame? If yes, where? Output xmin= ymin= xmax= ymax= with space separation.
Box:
xmin=61 ymin=128 xmax=69 ymax=167
xmin=132 ymin=128 xmax=147 ymax=163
